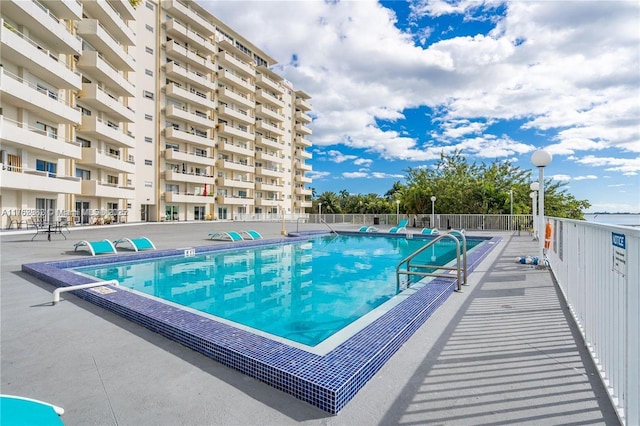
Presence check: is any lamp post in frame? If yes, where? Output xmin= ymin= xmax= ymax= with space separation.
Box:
xmin=509 ymin=189 xmax=513 ymax=230
xmin=430 ymin=196 xmax=436 ymax=229
xmin=529 ymin=182 xmax=539 ymax=239
xmin=318 ymin=202 xmax=322 ymax=222
xmin=531 ymin=150 xmax=552 ymax=264
xmin=396 ymin=199 xmax=400 ymax=220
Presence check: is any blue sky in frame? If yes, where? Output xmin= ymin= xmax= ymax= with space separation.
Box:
xmin=201 ymin=0 xmax=640 ymax=213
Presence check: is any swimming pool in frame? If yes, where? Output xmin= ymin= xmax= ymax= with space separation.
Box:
xmin=22 ymin=231 xmax=500 ymax=414
xmin=73 ymin=235 xmax=482 ymax=347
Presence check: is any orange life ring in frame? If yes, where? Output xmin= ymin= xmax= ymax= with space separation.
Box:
xmin=544 ymin=222 xmax=552 ymax=250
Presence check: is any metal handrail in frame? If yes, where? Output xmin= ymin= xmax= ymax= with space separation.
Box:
xmin=320 ymin=218 xmax=337 ymax=234
xmin=396 ymin=234 xmax=465 ymax=293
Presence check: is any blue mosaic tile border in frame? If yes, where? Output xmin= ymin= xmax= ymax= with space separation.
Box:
xmin=22 ymin=233 xmax=500 ymax=414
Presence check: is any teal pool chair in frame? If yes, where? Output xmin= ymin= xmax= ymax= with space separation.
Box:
xmin=420 ymin=228 xmax=440 ymax=235
xmin=113 ymin=237 xmax=156 ymax=251
xmin=389 ymin=219 xmax=409 ymax=233
xmin=358 ymin=226 xmax=378 ymax=232
xmin=74 ymin=239 xmax=117 ymax=256
xmin=1 ymin=395 xmax=64 ymax=425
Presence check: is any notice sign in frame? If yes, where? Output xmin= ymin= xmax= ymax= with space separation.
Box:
xmin=612 ymin=232 xmax=626 ymax=276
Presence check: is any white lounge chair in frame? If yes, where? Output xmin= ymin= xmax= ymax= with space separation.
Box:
xmin=208 ymin=231 xmax=244 ymax=241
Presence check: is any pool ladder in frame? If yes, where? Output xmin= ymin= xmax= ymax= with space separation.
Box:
xmin=396 ymin=230 xmax=467 ymax=293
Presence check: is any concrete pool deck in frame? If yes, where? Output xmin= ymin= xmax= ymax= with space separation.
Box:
xmin=1 ymin=221 xmax=620 ymax=425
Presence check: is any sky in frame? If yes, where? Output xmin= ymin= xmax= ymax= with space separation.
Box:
xmin=199 ymin=0 xmax=640 ymax=213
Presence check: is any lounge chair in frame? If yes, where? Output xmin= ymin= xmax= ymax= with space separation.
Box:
xmin=74 ymin=239 xmax=117 ymax=256
xmin=358 ymin=226 xmax=378 ymax=232
xmin=420 ymin=228 xmax=440 ymax=235
xmin=240 ymin=230 xmax=263 ymax=240
xmin=0 ymin=395 xmax=64 ymax=425
xmin=208 ymin=231 xmax=244 ymax=241
xmin=389 ymin=219 xmax=409 ymax=233
xmin=113 ymin=237 xmax=156 ymax=251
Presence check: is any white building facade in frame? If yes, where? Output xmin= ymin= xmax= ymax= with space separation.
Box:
xmin=1 ymin=0 xmax=313 ymax=227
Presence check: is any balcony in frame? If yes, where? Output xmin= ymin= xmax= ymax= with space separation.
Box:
xmin=217 ymin=69 xmax=253 ymax=92
xmin=216 ymin=194 xmax=255 ymax=206
xmin=163 ymin=0 xmax=216 ymax=36
xmin=1 ymin=0 xmax=81 ymax=54
xmin=216 ymin=177 xmax=254 ymax=190
xmin=164 ymin=149 xmax=215 ymax=166
xmin=295 ymin=96 xmax=312 ymax=111
xmin=1 ymin=22 xmax=81 ymax=90
xmin=295 ymin=135 xmax=312 ymax=147
xmin=256 ymin=151 xmax=284 ymax=164
xmin=255 ymin=135 xmax=282 ymax=150
xmin=218 ymin=141 xmax=253 ymax=157
xmin=165 ymin=83 xmax=215 ymax=110
xmin=217 ymin=49 xmax=254 ymax=76
xmin=164 ymin=170 xmax=212 ymax=185
xmin=77 ymin=20 xmax=135 ymax=71
xmin=106 ymin=0 xmax=135 ymax=20
xmin=166 ymin=19 xmax=215 ymax=54
xmin=77 ymin=50 xmax=135 ymax=97
xmin=165 ymin=61 xmax=211 ymax=90
xmin=82 ymin=180 xmax=134 ymax=199
xmin=0 ymin=117 xmax=82 ymax=160
xmin=44 ymin=0 xmax=82 ymax=20
xmin=165 ymin=104 xmax=215 ymax=129
xmin=165 ymin=126 xmax=212 ymax=148
xmin=256 ymin=104 xmax=284 ymax=122
xmin=254 ymin=197 xmax=282 ymax=207
xmin=296 ymin=149 xmax=312 ymax=160
xmin=165 ymin=191 xmax=212 ymax=204
xmin=295 ymin=110 xmax=312 ymax=123
xmin=295 ymin=199 xmax=313 ymax=208
xmin=0 ymin=167 xmax=80 ymax=194
xmin=83 ymin=0 xmax=136 ymax=45
xmin=78 ymin=115 xmax=135 ymax=148
xmin=295 ymin=187 xmax=313 ymax=196
xmin=217 ymin=87 xmax=254 ymax=109
xmin=295 ymin=174 xmax=312 ymax=183
xmin=217 ymin=105 xmax=253 ymax=124
xmin=216 ymin=159 xmax=253 ymax=173
xmin=166 ymin=40 xmax=214 ymax=72
xmin=296 ymin=161 xmax=312 ymax=172
xmin=78 ymin=83 xmax=134 ymax=122
xmin=255 ymin=181 xmax=283 ymax=192
xmin=256 ymin=88 xmax=285 ymax=108
xmin=295 ymin=123 xmax=312 ymax=135
xmin=255 ymin=166 xmax=283 ymax=178
xmin=255 ymin=120 xmax=284 ymax=136
xmin=255 ymin=71 xmax=284 ymax=94
xmin=217 ymin=123 xmax=253 ymax=141
xmin=78 ymin=147 xmax=135 ymax=174
xmin=0 ymin=68 xmax=80 ymax=125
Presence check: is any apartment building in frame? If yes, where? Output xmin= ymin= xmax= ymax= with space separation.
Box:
xmin=0 ymin=0 xmax=313 ymax=228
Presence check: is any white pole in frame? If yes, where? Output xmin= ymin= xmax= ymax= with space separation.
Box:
xmin=430 ymin=196 xmax=436 ymax=229
xmin=532 ymin=150 xmax=552 ymax=264
xmin=509 ymin=189 xmax=513 ymax=230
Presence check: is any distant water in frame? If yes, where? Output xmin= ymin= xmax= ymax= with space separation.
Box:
xmin=584 ymin=214 xmax=640 ymax=227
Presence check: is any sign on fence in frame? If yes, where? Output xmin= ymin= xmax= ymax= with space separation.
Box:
xmin=611 ymin=232 xmax=626 ymax=276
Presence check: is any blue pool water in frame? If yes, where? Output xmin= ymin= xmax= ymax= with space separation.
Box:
xmin=73 ymin=234 xmax=481 ymax=346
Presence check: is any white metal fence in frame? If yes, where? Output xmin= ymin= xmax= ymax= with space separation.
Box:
xmin=546 ymin=217 xmax=639 ymax=425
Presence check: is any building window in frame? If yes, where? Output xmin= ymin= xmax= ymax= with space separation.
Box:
xmin=76 ymin=137 xmax=91 ymax=147
xmin=145 ymin=46 xmax=153 ymax=54
xmin=145 ymin=1 xmax=154 ymax=10
xmin=144 ymin=136 xmax=153 ymax=143
xmin=145 ymin=69 xmax=153 ymax=76
xmin=144 ymin=159 xmax=152 ymax=166
xmin=76 ymin=168 xmax=90 ymax=180
xmin=143 ymin=91 xmax=154 ymax=99
xmin=36 ymin=159 xmax=56 ymax=177
xmin=145 ymin=24 xmax=153 ymax=33
xmin=107 ymin=175 xmax=118 ymax=185
xmin=145 ymin=114 xmax=153 ymax=121
xmin=145 ymin=181 xmax=153 ymax=188
xmin=35 ymin=121 xmax=57 ymax=138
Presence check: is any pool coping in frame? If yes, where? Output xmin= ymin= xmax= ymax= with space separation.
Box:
xmin=22 ymin=232 xmax=501 ymax=414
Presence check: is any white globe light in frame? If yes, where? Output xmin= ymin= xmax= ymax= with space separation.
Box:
xmin=531 ymin=150 xmax=552 ymax=167
xmin=530 ymin=182 xmax=539 ymax=191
